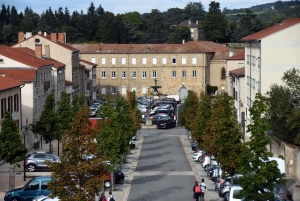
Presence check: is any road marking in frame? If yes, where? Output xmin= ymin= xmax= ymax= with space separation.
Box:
xmin=134 ymin=171 xmax=194 ymax=176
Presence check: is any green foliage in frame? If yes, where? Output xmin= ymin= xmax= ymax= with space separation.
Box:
xmin=167 ymin=26 xmax=191 ymax=44
xmin=56 ymin=90 xmax=72 ymax=141
xmin=0 ymin=111 xmax=27 ymax=165
xmin=191 ymin=91 xmax=212 ymax=148
xmin=179 ymin=90 xmax=199 ymax=132
xmin=47 ymin=104 xmax=107 ymax=201
xmin=71 ymin=94 xmax=85 ymax=118
xmin=237 ymin=93 xmax=284 ymax=201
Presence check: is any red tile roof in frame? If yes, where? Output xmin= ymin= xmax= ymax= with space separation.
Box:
xmin=0 ymin=45 xmax=54 ymax=68
xmin=14 ymin=47 xmax=65 ymax=69
xmin=227 ymin=49 xmax=245 ymax=60
xmin=71 ymin=41 xmax=229 ymax=54
xmin=80 ymin=59 xmax=97 ymax=67
xmin=211 ymin=49 xmax=230 ymax=60
xmin=229 ymin=67 xmax=245 ymax=77
xmin=242 ymin=18 xmax=300 ymax=41
xmin=0 ymin=69 xmax=36 ymax=82
xmin=0 ymin=75 xmax=24 ymax=91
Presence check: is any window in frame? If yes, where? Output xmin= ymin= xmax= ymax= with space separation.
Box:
xmin=132 ymin=71 xmax=136 ymax=78
xmin=221 ymin=68 xmax=226 ymax=79
xmin=8 ymin=96 xmax=12 ymax=113
xmin=91 ymin=57 xmax=96 ymax=63
xmin=14 ymin=94 xmax=19 ymax=112
xmin=121 ymin=87 xmax=126 ymax=95
xmin=152 ymin=70 xmax=157 ymax=78
xmin=142 ymin=71 xmax=146 ymax=78
xmin=101 ymin=58 xmax=106 ymax=64
xmin=182 ymin=70 xmax=186 ymax=78
xmin=101 ymin=71 xmax=106 ymax=78
xmin=111 ymin=87 xmax=116 ymax=94
xmin=247 ymin=55 xmax=250 ymax=64
xmin=122 ymin=71 xmax=126 ymax=78
xmin=238 ymin=63 xmax=244 ymax=68
xmin=182 ymin=57 xmax=186 ymax=64
xmin=257 ymin=81 xmax=261 ymax=92
xmin=247 ymin=76 xmax=250 ymax=86
xmin=25 ymin=181 xmax=39 ymax=191
xmin=235 ymin=91 xmax=238 ymax=101
xmin=152 ymin=58 xmax=157 ymax=64
xmin=41 ymin=181 xmax=49 ymax=190
xmin=1 ymin=98 xmax=6 ymax=119
xmin=192 ymin=57 xmax=197 ymax=64
xmin=162 ymin=57 xmax=167 ymax=64
xmin=112 ymin=58 xmax=116 ymax=65
xmin=192 ymin=70 xmax=197 ymax=78
xmin=111 ymin=71 xmax=116 ymax=78
xmin=258 ymin=57 xmax=261 ymax=68
xmin=121 ymin=57 xmax=126 ymax=64
xmin=132 ymin=58 xmax=136 ymax=64
xmin=132 ymin=87 xmax=137 ymax=92
xmin=101 ymin=87 xmax=106 ymax=94
xmin=172 ymin=58 xmax=176 ymax=64
xmin=142 ymin=58 xmax=146 ymax=64
xmin=0 ymin=58 xmax=4 ymax=64
xmin=142 ymin=87 xmax=147 ymax=94
xmin=172 ymin=70 xmax=176 ymax=78
xmin=252 ymin=56 xmax=255 ymax=66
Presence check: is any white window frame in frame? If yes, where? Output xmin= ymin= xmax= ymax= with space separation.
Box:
xmin=101 ymin=58 xmax=105 ymax=64
xmin=152 ymin=70 xmax=157 ymax=78
xmin=152 ymin=58 xmax=157 ymax=64
xmin=121 ymin=87 xmax=126 ymax=95
xmin=172 ymin=70 xmax=176 ymax=78
xmin=132 ymin=87 xmax=137 ymax=92
xmin=121 ymin=71 xmax=126 ymax=78
xmin=112 ymin=58 xmax=116 ymax=65
xmin=142 ymin=58 xmax=147 ymax=64
xmin=142 ymin=71 xmax=146 ymax=78
xmin=101 ymin=87 xmax=106 ymax=94
xmin=111 ymin=86 xmax=116 ymax=94
xmin=132 ymin=58 xmax=136 ymax=64
xmin=142 ymin=87 xmax=147 ymax=94
xmin=91 ymin=57 xmax=96 ymax=63
xmin=192 ymin=57 xmax=196 ymax=64
xmin=121 ymin=57 xmax=126 ymax=64
xmin=101 ymin=71 xmax=106 ymax=78
xmin=162 ymin=57 xmax=167 ymax=64
xmin=111 ymin=71 xmax=116 ymax=78
xmin=132 ymin=71 xmax=136 ymax=78
xmin=182 ymin=57 xmax=186 ymax=64
xmin=192 ymin=70 xmax=197 ymax=78
xmin=182 ymin=70 xmax=186 ymax=78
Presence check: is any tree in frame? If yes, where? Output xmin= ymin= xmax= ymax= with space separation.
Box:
xmin=237 ymin=93 xmax=284 ymax=200
xmin=0 ymin=111 xmax=27 ymax=165
xmin=203 ymin=1 xmax=229 ymax=42
xmin=266 ymin=68 xmax=300 ymax=145
xmin=71 ymin=94 xmax=85 ymax=118
xmin=167 ymin=26 xmax=191 ymax=44
xmin=191 ymin=91 xmax=212 ymax=149
xmin=47 ymin=104 xmax=107 ymax=201
xmin=179 ymin=90 xmax=199 ymax=132
xmin=182 ymin=2 xmax=206 ymax=21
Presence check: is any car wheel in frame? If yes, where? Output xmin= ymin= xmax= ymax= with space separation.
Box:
xmin=198 ymin=157 xmax=201 ymax=162
xmin=27 ymin=164 xmax=36 ymax=172
xmin=223 ymin=193 xmax=229 ymax=201
xmin=10 ymin=198 xmax=20 ymax=201
xmin=104 ymin=180 xmax=111 ymax=188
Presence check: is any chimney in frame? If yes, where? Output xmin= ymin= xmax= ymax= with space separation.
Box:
xmin=45 ymin=45 xmax=50 ymax=57
xmin=229 ymin=48 xmax=234 ymax=57
xmin=44 ymin=32 xmax=47 ymax=37
xmin=35 ymin=44 xmax=42 ymax=57
xmin=50 ymin=33 xmax=57 ymax=42
xmin=196 ymin=20 xmax=198 ymax=25
xmin=58 ymin=33 xmax=65 ymax=43
xmin=18 ymin=32 xmax=24 ymax=42
xmin=188 ymin=20 xmax=191 ymax=24
xmin=182 ymin=39 xmax=185 ymax=44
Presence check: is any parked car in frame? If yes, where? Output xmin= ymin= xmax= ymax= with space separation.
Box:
xmin=156 ymin=115 xmax=176 ymax=129
xmin=273 ymin=184 xmax=293 ymax=201
xmin=4 ymin=176 xmax=51 ymax=201
xmin=24 ymin=152 xmax=60 ymax=172
xmin=129 ymin=136 xmax=136 ymax=149
xmin=219 ymin=174 xmax=243 ymax=199
xmin=152 ymin=114 xmax=168 ymax=125
xmin=201 ymin=155 xmax=218 ymax=170
xmin=191 ymin=142 xmax=198 ymax=151
xmin=192 ymin=150 xmax=204 ymax=162
xmin=227 ymin=185 xmax=243 ymax=201
xmin=90 ymin=108 xmax=97 ymax=117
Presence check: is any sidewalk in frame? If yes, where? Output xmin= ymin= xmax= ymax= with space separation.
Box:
xmin=0 ymin=134 xmax=143 ymax=201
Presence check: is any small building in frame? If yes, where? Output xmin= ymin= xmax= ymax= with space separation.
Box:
xmin=179 ymin=20 xmax=204 ymax=41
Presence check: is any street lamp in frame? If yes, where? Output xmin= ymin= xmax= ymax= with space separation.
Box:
xmin=21 ymin=125 xmax=29 ymax=181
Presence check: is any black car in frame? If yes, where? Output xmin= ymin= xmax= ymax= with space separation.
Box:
xmin=152 ymin=114 xmax=168 ymax=125
xmin=156 ymin=115 xmax=176 ymax=129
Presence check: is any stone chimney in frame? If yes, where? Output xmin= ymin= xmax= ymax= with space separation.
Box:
xmin=182 ymin=39 xmax=185 ymax=44
xmin=35 ymin=44 xmax=42 ymax=57
xmin=18 ymin=32 xmax=24 ymax=42
xmin=50 ymin=33 xmax=57 ymax=42
xmin=229 ymin=48 xmax=234 ymax=57
xmin=58 ymin=33 xmax=65 ymax=43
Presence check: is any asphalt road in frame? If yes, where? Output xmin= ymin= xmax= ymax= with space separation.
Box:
xmin=127 ymin=127 xmax=195 ymax=201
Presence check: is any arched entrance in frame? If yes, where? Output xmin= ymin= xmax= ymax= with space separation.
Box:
xmin=179 ymin=85 xmax=188 ymax=102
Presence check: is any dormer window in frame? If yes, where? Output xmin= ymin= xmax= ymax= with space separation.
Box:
xmin=0 ymin=58 xmax=4 ymax=64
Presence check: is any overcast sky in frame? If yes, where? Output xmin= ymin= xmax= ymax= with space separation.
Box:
xmin=2 ymin=0 xmax=275 ymax=14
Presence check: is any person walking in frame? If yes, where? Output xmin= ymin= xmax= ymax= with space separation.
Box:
xmin=193 ymin=181 xmax=201 ymax=201
xmin=200 ymin=178 xmax=207 ymax=201
xmin=107 ymin=191 xmax=116 ymax=201
xmin=99 ymin=192 xmax=107 ymax=201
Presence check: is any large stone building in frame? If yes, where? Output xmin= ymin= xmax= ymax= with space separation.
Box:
xmin=71 ymin=41 xmax=229 ymax=101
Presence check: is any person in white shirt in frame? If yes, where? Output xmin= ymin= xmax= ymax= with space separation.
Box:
xmin=200 ymin=178 xmax=206 ymax=201
xmin=107 ymin=191 xmax=115 ymax=201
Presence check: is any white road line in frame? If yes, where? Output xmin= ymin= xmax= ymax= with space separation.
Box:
xmin=134 ymin=171 xmax=194 ymax=176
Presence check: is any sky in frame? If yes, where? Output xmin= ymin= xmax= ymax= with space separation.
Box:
xmin=2 ymin=0 xmax=276 ymax=15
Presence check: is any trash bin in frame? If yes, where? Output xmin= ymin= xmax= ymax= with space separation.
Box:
xmin=34 ymin=142 xmax=39 ymax=150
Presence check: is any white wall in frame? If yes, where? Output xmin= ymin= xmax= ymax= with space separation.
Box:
xmin=0 ymin=56 xmax=30 ymax=68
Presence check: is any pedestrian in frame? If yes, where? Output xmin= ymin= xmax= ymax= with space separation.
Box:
xmin=193 ymin=181 xmax=201 ymax=201
xmin=142 ymin=113 xmax=145 ymax=125
xmin=200 ymin=178 xmax=206 ymax=201
xmin=107 ymin=191 xmax=116 ymax=201
xmin=99 ymin=192 xmax=107 ymax=201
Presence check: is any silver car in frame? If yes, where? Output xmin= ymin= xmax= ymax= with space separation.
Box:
xmin=25 ymin=151 xmax=60 ymax=172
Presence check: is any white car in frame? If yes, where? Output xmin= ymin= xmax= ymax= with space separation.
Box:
xmin=90 ymin=108 xmax=97 ymax=117
xmin=201 ymin=155 xmax=218 ymax=169
xmin=192 ymin=150 xmax=204 ymax=162
xmin=228 ymin=186 xmax=243 ymax=201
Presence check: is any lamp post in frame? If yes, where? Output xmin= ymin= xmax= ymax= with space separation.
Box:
xmin=21 ymin=125 xmax=29 ymax=181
